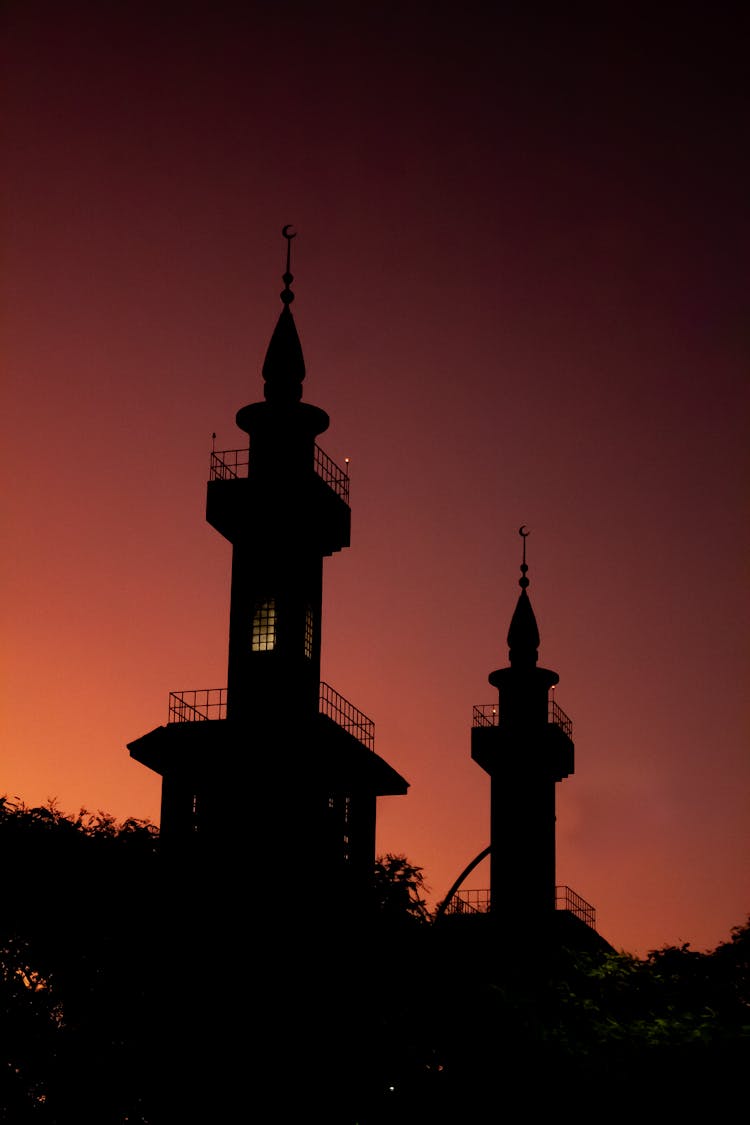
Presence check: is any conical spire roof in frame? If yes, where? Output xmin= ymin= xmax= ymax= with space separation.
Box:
xmin=507 ymin=589 xmax=540 ymax=666
xmin=262 ymin=225 xmax=306 ymax=405
xmin=507 ymin=526 xmax=540 ymax=667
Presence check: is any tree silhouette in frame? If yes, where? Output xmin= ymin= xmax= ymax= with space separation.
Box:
xmin=373 ymin=853 xmax=431 ymax=927
xmin=0 ymin=796 xmax=747 ymax=1122
xmin=0 ymin=798 xmax=162 ymax=1123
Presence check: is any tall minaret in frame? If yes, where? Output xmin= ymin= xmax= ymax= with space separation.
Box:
xmin=128 ymin=228 xmax=408 ymax=927
xmin=471 ymin=528 xmax=574 ymax=939
xmin=210 ymin=225 xmax=346 ymax=728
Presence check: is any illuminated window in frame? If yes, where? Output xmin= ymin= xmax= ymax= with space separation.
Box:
xmin=251 ymin=599 xmax=276 ymax=651
xmin=304 ymin=605 xmax=314 ymax=659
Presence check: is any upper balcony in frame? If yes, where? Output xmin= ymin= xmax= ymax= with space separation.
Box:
xmin=168 ymin=688 xmax=227 ymax=723
xmin=209 ymin=444 xmax=350 ymax=504
xmin=168 ymin=681 xmax=373 ymax=751
xmin=472 ymin=698 xmax=573 ymax=739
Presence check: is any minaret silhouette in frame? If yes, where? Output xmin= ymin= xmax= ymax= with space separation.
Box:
xmin=471 ymin=528 xmax=575 ymax=944
xmin=128 ymin=228 xmax=408 ymax=932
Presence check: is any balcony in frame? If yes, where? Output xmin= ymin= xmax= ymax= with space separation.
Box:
xmin=168 ymin=688 xmax=227 ymax=723
xmin=472 ymin=698 xmax=573 ymax=739
xmin=167 ymin=681 xmax=373 ymax=751
xmin=472 ymin=704 xmax=499 ymax=728
xmin=313 ymin=446 xmax=350 ymax=504
xmin=209 ymin=448 xmax=249 ymax=480
xmin=443 ymin=885 xmax=596 ymax=930
xmin=319 ymin=681 xmax=374 ymax=751
xmin=209 ymin=444 xmax=350 ymax=504
xmin=555 ymin=885 xmax=596 ymax=929
xmin=442 ymin=889 xmax=490 ymax=915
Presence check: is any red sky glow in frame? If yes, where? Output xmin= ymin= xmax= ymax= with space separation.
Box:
xmin=2 ymin=2 xmax=749 ymax=957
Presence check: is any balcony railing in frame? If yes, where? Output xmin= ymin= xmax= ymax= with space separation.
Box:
xmin=548 ymin=699 xmax=573 ymax=738
xmin=472 ymin=704 xmax=499 ymax=728
xmin=209 ymin=448 xmax=249 ymax=481
xmin=442 ymin=885 xmax=596 ymax=929
xmin=319 ymin=681 xmax=374 ymax=751
xmin=444 ymin=889 xmax=490 ymax=915
xmin=472 ymin=699 xmax=573 ymax=738
xmin=209 ymin=444 xmax=350 ymax=503
xmin=555 ymin=884 xmax=597 ymax=929
xmin=168 ymin=689 xmax=227 ymax=723
xmin=168 ymin=681 xmax=373 ymax=751
xmin=313 ymin=445 xmax=350 ymax=504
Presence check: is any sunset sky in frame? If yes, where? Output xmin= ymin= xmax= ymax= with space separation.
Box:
xmin=3 ymin=2 xmax=748 ymax=957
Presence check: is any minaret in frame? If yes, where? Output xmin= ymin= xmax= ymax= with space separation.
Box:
xmin=128 ymin=228 xmax=408 ymax=928
xmin=471 ymin=528 xmax=574 ymax=941
xmin=215 ymin=226 xmax=340 ymax=729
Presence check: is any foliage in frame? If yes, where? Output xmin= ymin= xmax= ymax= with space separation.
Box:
xmin=548 ymin=927 xmax=750 ymax=1053
xmin=354 ymin=918 xmax=750 ymax=1120
xmin=0 ymin=797 xmax=748 ymax=1121
xmin=373 ymin=853 xmax=432 ymax=926
xmin=0 ymin=798 xmax=161 ymax=1124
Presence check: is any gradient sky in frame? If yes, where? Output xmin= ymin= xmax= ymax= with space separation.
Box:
xmin=2 ymin=2 xmax=748 ymax=957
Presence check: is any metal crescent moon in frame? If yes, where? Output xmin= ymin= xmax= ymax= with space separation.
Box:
xmin=519 ymin=524 xmax=529 ymax=537
xmin=282 ymin=224 xmax=297 ymax=239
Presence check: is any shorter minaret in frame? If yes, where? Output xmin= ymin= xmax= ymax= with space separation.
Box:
xmin=471 ymin=528 xmax=574 ymax=941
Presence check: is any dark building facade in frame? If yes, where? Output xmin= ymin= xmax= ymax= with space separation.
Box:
xmin=128 ymin=231 xmax=408 ymax=931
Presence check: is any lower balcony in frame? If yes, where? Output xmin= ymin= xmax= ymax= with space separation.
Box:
xmin=167 ymin=682 xmax=374 ymax=751
xmin=443 ymin=884 xmax=596 ymax=930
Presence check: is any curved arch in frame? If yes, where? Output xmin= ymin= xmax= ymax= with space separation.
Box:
xmin=433 ymin=845 xmax=491 ymax=921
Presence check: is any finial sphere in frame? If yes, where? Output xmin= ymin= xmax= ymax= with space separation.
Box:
xmin=518 ymin=525 xmax=530 ymax=575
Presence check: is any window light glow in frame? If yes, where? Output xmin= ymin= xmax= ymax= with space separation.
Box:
xmin=251 ymin=599 xmax=276 ymax=651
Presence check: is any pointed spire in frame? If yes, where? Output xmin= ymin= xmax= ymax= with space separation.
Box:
xmin=507 ymin=526 xmax=540 ymax=666
xmin=262 ymin=226 xmax=306 ymax=404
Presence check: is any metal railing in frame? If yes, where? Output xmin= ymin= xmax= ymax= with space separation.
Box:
xmin=167 ymin=682 xmax=373 ymax=751
xmin=313 ymin=445 xmax=350 ymax=503
xmin=319 ymin=681 xmax=374 ymax=751
xmin=209 ymin=448 xmax=249 ymax=480
xmin=555 ymin=885 xmax=596 ymax=929
xmin=472 ymin=699 xmax=573 ymax=738
xmin=168 ymin=689 xmax=227 ymax=723
xmin=472 ymin=704 xmax=499 ymax=727
xmin=442 ymin=885 xmax=596 ymax=929
xmin=548 ymin=698 xmax=573 ymax=738
xmin=444 ymin=889 xmax=490 ymax=915
xmin=209 ymin=444 xmax=350 ymax=503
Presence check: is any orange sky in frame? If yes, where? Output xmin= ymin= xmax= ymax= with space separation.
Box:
xmin=2 ymin=2 xmax=748 ymax=957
